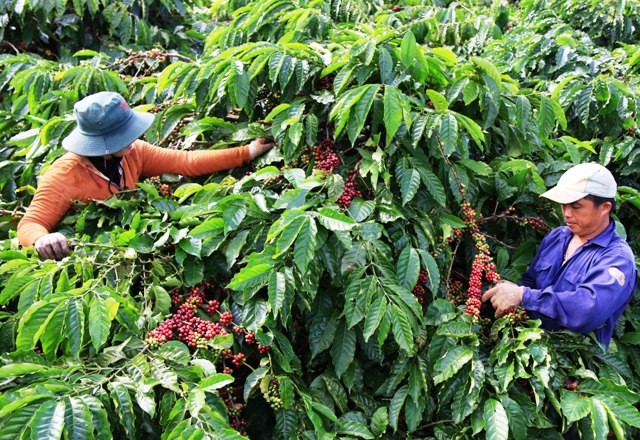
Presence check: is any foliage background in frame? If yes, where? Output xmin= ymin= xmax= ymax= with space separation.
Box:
xmin=1 ymin=0 xmax=640 ymax=439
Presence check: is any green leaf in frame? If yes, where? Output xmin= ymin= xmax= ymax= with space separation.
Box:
xmin=339 ymin=420 xmax=375 ymax=439
xmin=294 ymin=217 xmax=317 ymax=275
xmin=484 ymin=399 xmax=509 ymax=440
xmin=80 ymin=395 xmax=113 ymax=440
xmin=349 ymin=84 xmax=380 ymax=145
xmin=0 ymin=404 xmax=38 ymax=440
xmin=0 ymin=362 xmax=47 ymax=378
xmin=109 ymin=383 xmax=136 ymax=439
xmin=396 ymin=246 xmax=420 ymax=291
xmin=390 ymin=304 xmax=415 ymax=353
xmin=0 ymin=267 xmax=34 ymax=304
xmin=471 ymin=57 xmax=502 ymax=88
xmin=561 ymin=391 xmax=591 ymax=423
xmin=156 ymin=341 xmax=191 ymax=365
xmin=416 ymin=166 xmax=446 ymax=207
xmin=274 ymin=216 xmax=305 ymax=258
xmin=500 ymin=395 xmax=527 ymax=440
xmin=331 ymin=321 xmax=356 ymax=378
xmin=538 ymin=96 xmax=556 ymax=140
xmin=316 ymin=208 xmax=357 ymax=231
xmin=515 ymin=95 xmax=531 ymax=132
xmin=426 ymin=90 xmax=449 ymax=111
xmin=197 ymin=374 xmax=235 ymax=392
xmin=244 ymin=367 xmax=268 ymax=401
xmin=370 ymin=406 xmax=389 ymax=437
xmin=17 ymin=296 xmax=66 ymax=351
xmin=400 ymin=31 xmax=417 ymax=68
xmin=29 ymin=399 xmax=65 ymax=440
xmin=227 ymin=263 xmax=274 ymax=291
xmin=433 ymin=346 xmax=473 ymax=384
xmin=597 ymin=395 xmax=640 ymax=428
xmin=439 ymin=113 xmax=458 ymax=156
xmin=389 ymin=385 xmax=409 ymax=432
xmin=590 ymin=398 xmax=608 ymax=440
xmin=88 ymin=296 xmax=110 ymax=351
xmin=64 ymin=397 xmax=95 ymax=440
xmin=384 ymin=86 xmax=403 ymax=146
xmin=363 ymin=292 xmax=387 ymax=342
xmin=183 ymin=257 xmax=204 ymax=287
xmin=400 ymin=168 xmax=421 ymax=205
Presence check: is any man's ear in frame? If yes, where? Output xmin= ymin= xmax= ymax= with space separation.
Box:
xmin=602 ymin=201 xmax=613 ymax=215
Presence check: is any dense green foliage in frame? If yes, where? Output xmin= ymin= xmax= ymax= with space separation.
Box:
xmin=1 ymin=0 xmax=640 ymax=439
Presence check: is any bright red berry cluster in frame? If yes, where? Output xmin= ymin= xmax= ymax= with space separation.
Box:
xmin=145 ymin=281 xmax=272 ymax=360
xmin=458 ymin=202 xmax=501 ymax=317
xmin=412 ymin=269 xmax=429 ymax=304
xmin=312 ymin=139 xmax=341 ymax=173
xmin=337 ymin=170 xmax=363 ymax=209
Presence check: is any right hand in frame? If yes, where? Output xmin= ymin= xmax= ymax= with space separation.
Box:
xmin=248 ymin=137 xmax=275 ymax=159
xmin=34 ymin=232 xmax=70 ymax=260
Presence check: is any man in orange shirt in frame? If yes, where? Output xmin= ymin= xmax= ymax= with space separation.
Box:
xmin=17 ymin=91 xmax=274 ymax=260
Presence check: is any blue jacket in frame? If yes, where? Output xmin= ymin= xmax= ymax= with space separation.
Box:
xmin=520 ymin=219 xmax=637 ymax=347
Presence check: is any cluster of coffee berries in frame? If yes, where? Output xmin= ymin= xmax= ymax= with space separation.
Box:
xmin=412 ymin=269 xmax=429 ymax=304
xmin=221 ymin=390 xmax=248 ymax=435
xmin=563 ymin=377 xmax=580 ymax=392
xmin=256 ymin=85 xmax=280 ymax=115
xmin=262 ymin=378 xmax=283 ymax=410
xmin=223 ymin=349 xmax=246 ymax=368
xmin=319 ymin=76 xmax=333 ymax=91
xmin=458 ymin=202 xmax=501 ymax=317
xmin=505 ymin=306 xmax=528 ymax=325
xmin=113 ymin=49 xmax=170 ymax=76
xmin=523 ymin=217 xmax=548 ymax=232
xmin=312 ymin=139 xmax=341 ymax=173
xmin=446 ymin=228 xmax=464 ymax=245
xmin=337 ymin=170 xmax=363 ymax=209
xmin=446 ymin=279 xmax=466 ymax=305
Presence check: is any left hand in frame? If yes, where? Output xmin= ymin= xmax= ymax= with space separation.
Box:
xmin=481 ymin=280 xmax=524 ymax=318
xmin=248 ymin=137 xmax=275 ymax=159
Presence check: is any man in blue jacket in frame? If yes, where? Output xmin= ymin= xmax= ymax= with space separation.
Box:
xmin=482 ymin=163 xmax=637 ymax=347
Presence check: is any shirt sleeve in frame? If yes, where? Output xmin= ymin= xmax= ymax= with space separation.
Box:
xmin=137 ymin=141 xmax=252 ymax=177
xmin=521 ymin=248 xmax=637 ymax=334
xmin=17 ymin=166 xmax=75 ymax=247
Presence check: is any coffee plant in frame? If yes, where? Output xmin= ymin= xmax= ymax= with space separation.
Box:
xmin=1 ymin=0 xmax=640 ymax=439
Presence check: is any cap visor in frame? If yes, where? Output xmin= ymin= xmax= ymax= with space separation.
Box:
xmin=540 ymin=186 xmax=588 ymax=204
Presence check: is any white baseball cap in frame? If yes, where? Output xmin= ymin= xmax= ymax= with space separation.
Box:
xmin=540 ymin=163 xmax=617 ymax=204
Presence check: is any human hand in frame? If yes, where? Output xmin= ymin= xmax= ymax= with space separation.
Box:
xmin=481 ymin=281 xmax=524 ymax=318
xmin=34 ymin=232 xmax=70 ymax=260
xmin=248 ymin=137 xmax=275 ymax=159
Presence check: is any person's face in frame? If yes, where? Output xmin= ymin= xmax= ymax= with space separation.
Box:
xmin=561 ymin=197 xmax=612 ymax=239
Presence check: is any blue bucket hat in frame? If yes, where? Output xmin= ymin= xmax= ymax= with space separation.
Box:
xmin=62 ymin=92 xmax=154 ymax=156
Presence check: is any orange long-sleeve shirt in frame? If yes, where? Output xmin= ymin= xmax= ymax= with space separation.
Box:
xmin=17 ymin=140 xmax=251 ymax=246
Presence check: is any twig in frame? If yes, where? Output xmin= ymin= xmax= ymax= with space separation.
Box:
xmin=0 ymin=208 xmax=26 ymax=217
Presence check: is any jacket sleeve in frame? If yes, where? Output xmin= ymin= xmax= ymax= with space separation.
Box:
xmin=521 ymin=248 xmax=637 ymax=334
xmin=137 ymin=141 xmax=251 ymax=178
xmin=17 ymin=166 xmax=75 ymax=247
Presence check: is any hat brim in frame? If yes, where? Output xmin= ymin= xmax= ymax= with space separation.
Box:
xmin=62 ymin=111 xmax=154 ymax=157
xmin=540 ymin=186 xmax=588 ymax=204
